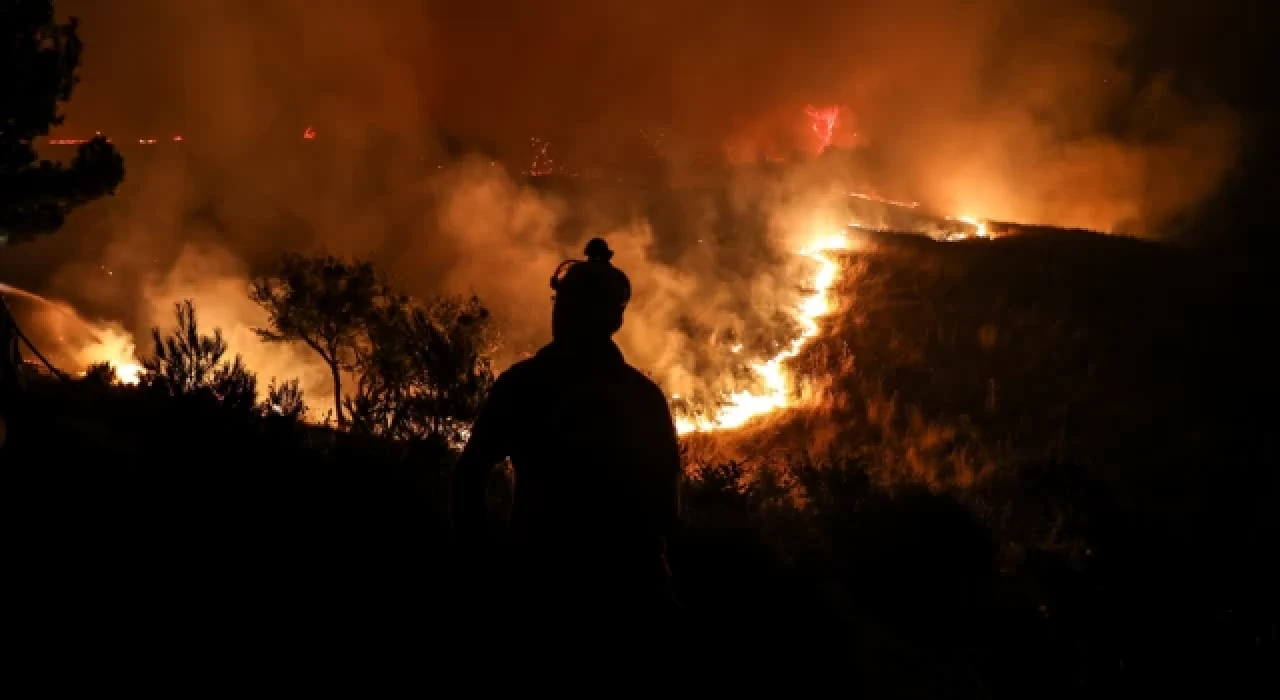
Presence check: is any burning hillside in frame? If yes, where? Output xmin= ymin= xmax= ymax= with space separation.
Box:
xmin=8 ymin=98 xmax=1043 ymax=445
xmin=669 ymin=191 xmax=1002 ymax=435
xmin=4 ymin=165 xmax=1005 ymax=442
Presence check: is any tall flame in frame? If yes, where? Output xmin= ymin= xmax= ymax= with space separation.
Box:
xmin=675 ymin=231 xmax=851 ymax=434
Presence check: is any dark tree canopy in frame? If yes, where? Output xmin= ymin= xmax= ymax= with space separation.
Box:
xmin=1 ymin=0 xmax=124 ymax=243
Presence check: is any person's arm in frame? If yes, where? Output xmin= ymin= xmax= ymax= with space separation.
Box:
xmin=452 ymin=375 xmax=513 ymax=545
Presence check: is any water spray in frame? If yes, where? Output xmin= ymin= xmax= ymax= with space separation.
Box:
xmin=0 ymin=283 xmax=73 ymax=380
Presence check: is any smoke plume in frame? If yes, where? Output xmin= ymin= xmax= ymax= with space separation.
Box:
xmin=0 ymin=0 xmax=1243 ymax=411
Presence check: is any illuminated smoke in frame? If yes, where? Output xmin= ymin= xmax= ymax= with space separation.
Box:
xmin=676 ymin=229 xmax=852 ymax=434
xmin=1 ymin=0 xmax=1243 ymax=435
xmin=1 ymin=284 xmax=143 ymax=385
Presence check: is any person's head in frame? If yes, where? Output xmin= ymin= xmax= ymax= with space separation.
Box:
xmin=550 ymin=238 xmax=631 ymax=343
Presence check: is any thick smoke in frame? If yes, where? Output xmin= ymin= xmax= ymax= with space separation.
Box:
xmin=52 ymin=1 xmax=1240 ymax=235
xmin=1 ymin=0 xmax=1243 ymax=410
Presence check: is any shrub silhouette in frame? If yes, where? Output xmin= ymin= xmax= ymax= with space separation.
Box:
xmin=262 ymin=377 xmax=307 ymax=422
xmin=142 ymin=299 xmax=257 ymax=412
xmin=81 ymin=360 xmax=116 ymax=387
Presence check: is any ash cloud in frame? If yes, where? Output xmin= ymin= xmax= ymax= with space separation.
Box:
xmin=0 ymin=0 xmax=1244 ymax=407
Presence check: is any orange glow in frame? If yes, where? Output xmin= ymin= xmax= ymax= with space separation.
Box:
xmin=77 ymin=327 xmax=144 ymax=385
xmin=0 ymin=283 xmax=144 ymax=386
xmin=47 ymin=136 xmax=113 ymax=145
xmin=849 ymin=191 xmax=921 ymax=209
xmin=956 ymin=215 xmax=989 ymax=238
xmin=303 ymin=126 xmax=317 ymax=140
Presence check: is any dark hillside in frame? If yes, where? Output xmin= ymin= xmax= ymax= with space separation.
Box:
xmin=2 ymin=227 xmax=1274 ymax=692
xmin=794 ymin=228 xmax=1272 ymax=504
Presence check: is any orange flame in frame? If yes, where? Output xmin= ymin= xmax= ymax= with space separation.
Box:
xmin=676 ymin=230 xmax=851 ymax=434
xmin=76 ymin=327 xmax=144 ymax=385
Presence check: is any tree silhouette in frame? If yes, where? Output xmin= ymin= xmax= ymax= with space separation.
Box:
xmin=250 ymin=253 xmax=383 ymax=428
xmin=1 ymin=0 xmax=124 ymax=244
xmin=142 ymin=300 xmax=258 ymax=410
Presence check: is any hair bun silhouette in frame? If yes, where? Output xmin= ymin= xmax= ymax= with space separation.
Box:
xmin=584 ymin=237 xmax=613 ymax=263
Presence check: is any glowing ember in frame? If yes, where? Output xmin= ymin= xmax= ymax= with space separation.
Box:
xmin=526 ymin=137 xmax=556 ymax=176
xmin=676 ymin=230 xmax=851 ymax=434
xmin=303 ymin=126 xmax=317 ymax=140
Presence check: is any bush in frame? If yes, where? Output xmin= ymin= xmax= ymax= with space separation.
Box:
xmin=142 ymin=299 xmax=258 ymax=412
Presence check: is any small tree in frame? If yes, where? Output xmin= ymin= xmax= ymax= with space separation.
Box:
xmin=143 ymin=300 xmax=257 ymax=410
xmin=250 ymin=253 xmax=383 ymax=428
xmin=1 ymin=1 xmax=124 ymax=243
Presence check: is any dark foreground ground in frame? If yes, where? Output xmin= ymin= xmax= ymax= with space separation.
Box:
xmin=2 ymin=228 xmax=1275 ymax=694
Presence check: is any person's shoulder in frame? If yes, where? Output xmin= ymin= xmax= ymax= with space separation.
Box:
xmin=493 ymin=355 xmax=540 ymax=390
xmin=500 ymin=354 xmax=541 ymax=377
xmin=617 ymin=363 xmax=669 ymax=406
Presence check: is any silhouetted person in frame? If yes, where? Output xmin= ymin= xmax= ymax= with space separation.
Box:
xmin=452 ymin=237 xmax=682 ymax=661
